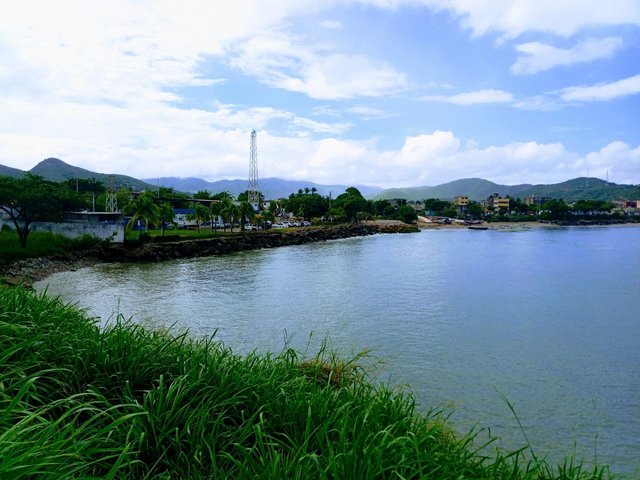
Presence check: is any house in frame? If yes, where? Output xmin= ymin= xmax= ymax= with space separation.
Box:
xmin=454 ymin=196 xmax=469 ymax=214
xmin=483 ymin=193 xmax=510 ymax=212
xmin=173 ymin=208 xmax=196 ymax=228
xmin=524 ymin=195 xmax=551 ymax=207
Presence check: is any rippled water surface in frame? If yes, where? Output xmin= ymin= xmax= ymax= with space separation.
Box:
xmin=37 ymin=227 xmax=640 ymax=476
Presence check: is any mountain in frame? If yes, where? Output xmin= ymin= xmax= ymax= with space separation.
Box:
xmin=28 ymin=158 xmax=155 ymax=191
xmin=515 ymin=177 xmax=640 ymax=202
xmin=373 ymin=178 xmax=533 ymax=201
xmin=1 ymin=158 xmax=638 ymax=202
xmin=374 ymin=177 xmax=640 ymax=202
xmin=145 ymin=176 xmax=384 ymax=200
xmin=0 ymin=164 xmax=25 ymax=178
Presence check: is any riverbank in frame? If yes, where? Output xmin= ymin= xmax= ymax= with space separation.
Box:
xmin=0 ymin=286 xmax=610 ymax=479
xmin=1 ymin=221 xmax=418 ymax=287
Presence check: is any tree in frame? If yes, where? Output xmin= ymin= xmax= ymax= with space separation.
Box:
xmin=221 ymin=201 xmax=240 ymax=233
xmin=186 ymin=203 xmax=210 ymax=232
xmin=210 ymin=201 xmax=224 ymax=232
xmin=467 ymin=202 xmax=484 ymax=218
xmin=158 ymin=187 xmax=190 ymax=208
xmin=423 ymin=198 xmax=450 ymax=215
xmin=211 ymin=191 xmax=233 ymax=201
xmin=540 ymin=199 xmax=570 ymax=221
xmin=333 ymin=187 xmax=370 ymax=223
xmin=260 ymin=209 xmax=275 ymax=228
xmin=394 ymin=205 xmax=418 ymax=224
xmin=236 ymin=190 xmax=265 ymax=204
xmin=238 ymin=201 xmax=256 ymax=233
xmin=284 ymin=190 xmax=329 ymax=220
xmin=159 ymin=202 xmax=175 ymax=236
xmin=124 ymin=191 xmax=160 ymax=232
xmin=0 ymin=174 xmax=67 ymax=248
xmin=373 ymin=199 xmax=392 ymax=216
xmin=193 ymin=190 xmax=211 ymax=200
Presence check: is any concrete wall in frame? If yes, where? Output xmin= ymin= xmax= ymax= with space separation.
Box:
xmin=2 ymin=221 xmax=124 ymax=243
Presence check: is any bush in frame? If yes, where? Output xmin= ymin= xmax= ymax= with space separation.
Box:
xmin=0 ymin=230 xmax=100 ymax=265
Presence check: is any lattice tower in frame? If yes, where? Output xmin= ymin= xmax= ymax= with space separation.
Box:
xmin=105 ymin=175 xmax=118 ymax=212
xmin=248 ymin=129 xmax=260 ymax=208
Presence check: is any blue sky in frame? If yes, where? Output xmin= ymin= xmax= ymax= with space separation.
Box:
xmin=1 ymin=1 xmax=639 ymax=188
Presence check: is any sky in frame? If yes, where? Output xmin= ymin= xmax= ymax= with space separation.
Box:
xmin=1 ymin=0 xmax=639 ymax=188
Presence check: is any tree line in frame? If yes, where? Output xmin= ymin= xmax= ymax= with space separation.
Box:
xmin=1 ymin=173 xmax=625 ymax=249
xmin=0 ymin=175 xmax=416 ymax=248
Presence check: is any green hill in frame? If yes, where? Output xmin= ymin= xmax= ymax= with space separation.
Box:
xmin=29 ymin=158 xmax=155 ymax=191
xmin=515 ymin=177 xmax=640 ymax=202
xmin=0 ymin=164 xmax=25 ymax=178
xmin=373 ymin=177 xmax=640 ymax=202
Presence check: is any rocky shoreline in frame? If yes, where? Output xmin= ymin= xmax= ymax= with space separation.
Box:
xmin=1 ymin=222 xmax=418 ymax=287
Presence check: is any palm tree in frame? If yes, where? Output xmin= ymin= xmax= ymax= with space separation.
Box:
xmin=186 ymin=202 xmax=210 ymax=232
xmin=159 ymin=202 xmax=174 ymax=236
xmin=239 ymin=201 xmax=256 ymax=233
xmin=124 ymin=191 xmax=160 ymax=232
xmin=210 ymin=201 xmax=224 ymax=233
xmin=261 ymin=210 xmax=275 ymax=229
xmin=221 ymin=201 xmax=240 ymax=233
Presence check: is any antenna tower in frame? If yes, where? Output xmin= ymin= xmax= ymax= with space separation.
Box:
xmin=105 ymin=175 xmax=118 ymax=212
xmin=248 ymin=129 xmax=260 ymax=209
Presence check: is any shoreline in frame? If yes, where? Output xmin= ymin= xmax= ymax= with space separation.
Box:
xmin=1 ymin=221 xmax=418 ymax=287
xmin=4 ymin=219 xmax=638 ymax=287
xmin=417 ymin=219 xmax=640 ymax=230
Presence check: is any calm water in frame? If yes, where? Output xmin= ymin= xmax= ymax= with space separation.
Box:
xmin=36 ymin=227 xmax=640 ymax=476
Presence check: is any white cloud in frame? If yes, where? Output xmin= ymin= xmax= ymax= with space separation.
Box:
xmin=560 ymin=74 xmax=640 ymax=102
xmin=229 ymin=32 xmax=409 ymax=100
xmin=345 ymin=105 xmax=391 ymax=119
xmin=320 ymin=20 xmax=343 ymax=29
xmin=422 ymin=89 xmax=513 ymax=105
xmin=511 ymin=37 xmax=624 ymax=75
xmin=1 ymin=1 xmax=639 ymax=190
xmin=584 ymin=142 xmax=640 ymax=184
xmin=420 ymin=0 xmax=640 ymax=38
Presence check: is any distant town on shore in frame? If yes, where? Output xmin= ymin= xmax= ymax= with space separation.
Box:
xmin=1 ymin=157 xmax=639 ymax=251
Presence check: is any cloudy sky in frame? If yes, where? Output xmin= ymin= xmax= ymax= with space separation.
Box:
xmin=1 ymin=1 xmax=639 ymax=188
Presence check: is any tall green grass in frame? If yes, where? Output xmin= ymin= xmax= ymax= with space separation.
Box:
xmin=0 ymin=287 xmax=611 ymax=479
xmin=0 ymin=230 xmax=99 ymax=265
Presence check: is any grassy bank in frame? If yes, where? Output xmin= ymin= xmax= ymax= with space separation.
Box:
xmin=0 ymin=287 xmax=609 ymax=479
xmin=0 ymin=230 xmax=99 ymax=265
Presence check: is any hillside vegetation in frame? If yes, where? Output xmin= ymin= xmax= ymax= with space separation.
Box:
xmin=373 ymin=177 xmax=640 ymax=202
xmin=0 ymin=287 xmax=609 ymax=479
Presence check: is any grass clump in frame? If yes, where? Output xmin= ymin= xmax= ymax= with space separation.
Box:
xmin=0 ymin=287 xmax=611 ymax=479
xmin=0 ymin=230 xmax=99 ymax=265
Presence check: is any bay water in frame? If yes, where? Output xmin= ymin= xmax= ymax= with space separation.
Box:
xmin=36 ymin=226 xmax=640 ymax=476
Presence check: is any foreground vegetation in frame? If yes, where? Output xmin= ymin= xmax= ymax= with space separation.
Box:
xmin=0 ymin=287 xmax=610 ymax=479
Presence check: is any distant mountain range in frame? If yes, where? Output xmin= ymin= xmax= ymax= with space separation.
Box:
xmin=373 ymin=177 xmax=640 ymax=202
xmin=143 ymin=176 xmax=384 ymax=199
xmin=1 ymin=158 xmax=638 ymax=202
